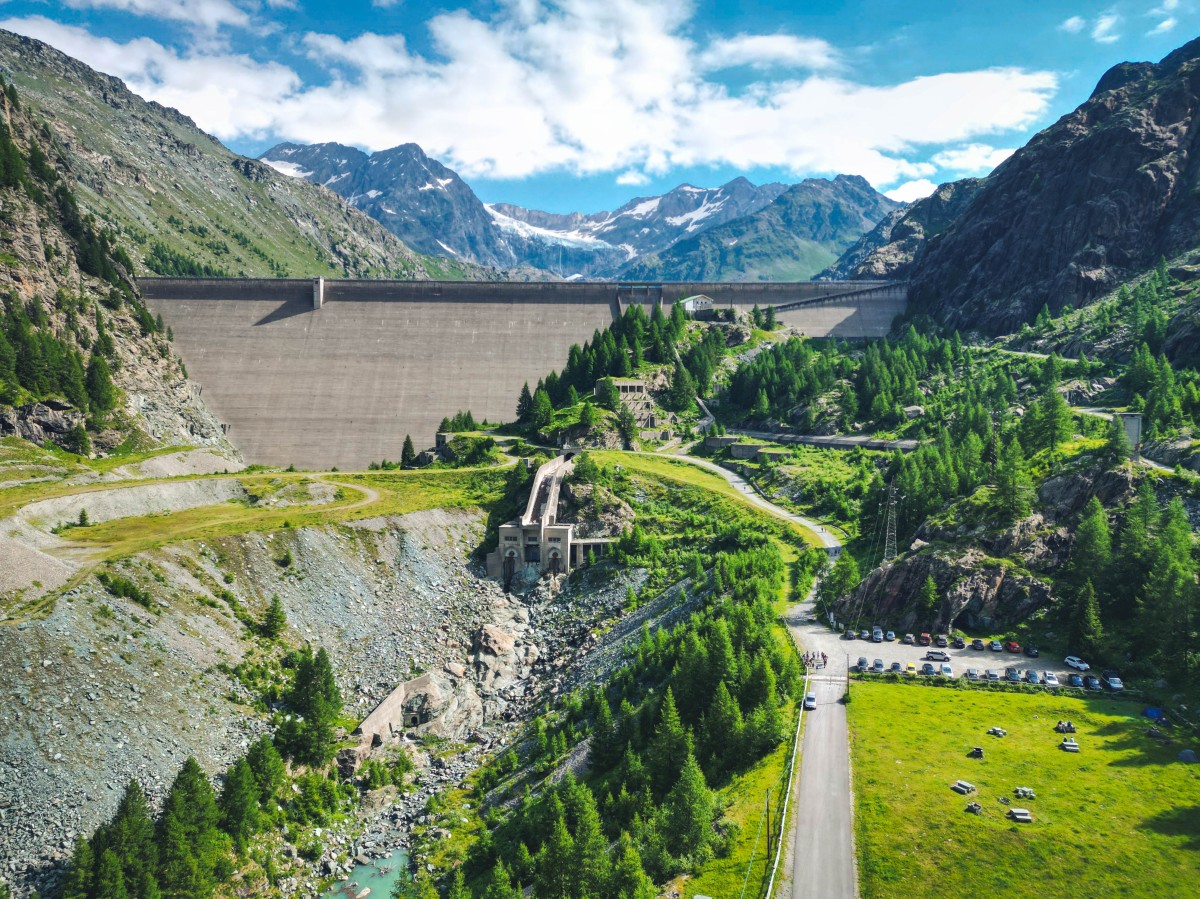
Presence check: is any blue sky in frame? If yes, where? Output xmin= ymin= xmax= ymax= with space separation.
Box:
xmin=0 ymin=1 xmax=1193 ymax=212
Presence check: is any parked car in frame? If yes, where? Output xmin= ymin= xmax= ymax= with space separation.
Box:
xmin=1103 ymin=674 xmax=1125 ymax=692
xmin=989 ymin=640 xmax=1003 ymax=652
xmin=860 ymin=629 xmax=871 ymax=641
xmin=844 ymin=628 xmax=856 ymax=639
xmin=903 ymin=633 xmax=915 ymax=645
xmin=940 ymin=663 xmax=953 ymax=677
xmin=926 ymin=650 xmax=951 ymax=662
xmin=872 ymin=659 xmax=885 ymax=674
xmin=1005 ymin=641 xmax=1022 ymax=654
xmin=804 ymin=692 xmax=817 ymax=710
xmin=1042 ymin=672 xmax=1060 ymax=687
xmin=1084 ymin=675 xmax=1103 ymax=691
xmin=921 ymin=662 xmax=937 ymax=676
xmin=889 ymin=661 xmax=903 ymax=674
xmin=919 ymin=633 xmax=932 ymax=646
xmin=905 ymin=662 xmax=917 ymax=676
xmin=985 ymin=669 xmax=1001 ymax=682
xmin=935 ymin=634 xmax=949 ymax=647
xmin=1068 ymin=673 xmax=1084 ymax=688
xmin=872 ymin=626 xmax=884 ymax=643
xmin=1005 ymin=667 xmax=1021 ymax=683
xmin=966 ymin=667 xmax=981 ymax=680
xmin=1024 ymin=669 xmax=1039 ymax=685
xmin=885 ymin=630 xmax=896 ymax=642
xmin=951 ymin=635 xmax=966 ymax=649
xmin=1024 ymin=645 xmax=1040 ymax=658
xmin=1065 ymin=656 xmax=1090 ymax=671
xmin=857 ymin=656 xmax=869 ymax=672
xmin=971 ymin=638 xmax=986 ymax=651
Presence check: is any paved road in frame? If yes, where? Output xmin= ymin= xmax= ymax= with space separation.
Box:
xmin=654 ymin=452 xmax=842 ymax=553
xmin=789 ymin=664 xmax=856 ymax=899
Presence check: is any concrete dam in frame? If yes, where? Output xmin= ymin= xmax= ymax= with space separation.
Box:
xmin=141 ymin=278 xmax=907 ymax=470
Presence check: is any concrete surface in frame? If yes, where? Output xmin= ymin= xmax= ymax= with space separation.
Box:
xmin=142 ymin=279 xmax=907 ymax=470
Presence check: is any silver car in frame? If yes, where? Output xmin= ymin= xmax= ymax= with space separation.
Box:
xmin=804 ymin=692 xmax=817 ymax=710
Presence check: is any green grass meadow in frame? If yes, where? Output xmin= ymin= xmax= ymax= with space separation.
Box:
xmin=849 ymin=681 xmax=1200 ymax=898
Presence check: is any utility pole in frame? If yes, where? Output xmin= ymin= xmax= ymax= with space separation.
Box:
xmin=883 ymin=480 xmax=899 ymax=564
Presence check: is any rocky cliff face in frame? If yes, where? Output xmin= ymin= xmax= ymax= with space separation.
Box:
xmin=819 ymin=178 xmax=984 ymax=281
xmin=620 ymin=174 xmax=901 ymax=282
xmin=0 ymin=30 xmax=474 ymax=281
xmin=908 ymin=38 xmax=1200 ymax=332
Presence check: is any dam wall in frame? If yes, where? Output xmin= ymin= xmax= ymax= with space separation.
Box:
xmin=141 ymin=278 xmax=907 ymax=470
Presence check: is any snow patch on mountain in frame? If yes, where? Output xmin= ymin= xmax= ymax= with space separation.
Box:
xmin=260 ymin=158 xmax=313 ymax=179
xmin=485 ymin=204 xmax=615 ymax=249
xmin=666 ymin=196 xmax=729 ymax=231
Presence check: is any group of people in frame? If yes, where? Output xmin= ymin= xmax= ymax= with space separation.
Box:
xmin=804 ymin=651 xmax=827 ymax=669
xmin=1055 ymin=720 xmax=1077 ymax=733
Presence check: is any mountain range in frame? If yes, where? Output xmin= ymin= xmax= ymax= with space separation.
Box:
xmin=824 ymin=37 xmax=1200 ymax=340
xmin=259 ymin=142 xmax=898 ymax=280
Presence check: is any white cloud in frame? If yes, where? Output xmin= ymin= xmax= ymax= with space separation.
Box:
xmin=886 ymin=179 xmax=937 ymax=203
xmin=60 ymin=0 xmax=249 ymax=31
xmin=3 ymin=17 xmax=300 ymax=138
xmin=616 ymin=170 xmax=650 ymax=186
xmin=1092 ymin=14 xmax=1121 ymax=43
xmin=1059 ymin=15 xmax=1086 ymax=33
xmin=699 ymin=34 xmax=839 ymax=71
xmin=1149 ymin=16 xmax=1177 ymax=33
xmin=4 ymin=1 xmax=1059 ymax=191
xmin=930 ymin=143 xmax=1014 ymax=174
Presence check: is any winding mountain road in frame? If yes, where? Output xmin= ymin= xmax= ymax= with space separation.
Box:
xmin=648 ymin=451 xmax=855 ymax=897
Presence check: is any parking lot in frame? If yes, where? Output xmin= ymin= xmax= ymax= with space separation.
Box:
xmin=835 ymin=628 xmax=1104 ymax=686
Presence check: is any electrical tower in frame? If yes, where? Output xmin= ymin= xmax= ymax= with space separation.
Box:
xmin=883 ymin=481 xmax=899 ymax=564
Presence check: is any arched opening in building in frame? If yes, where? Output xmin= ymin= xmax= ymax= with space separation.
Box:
xmin=548 ymin=550 xmax=561 ymax=575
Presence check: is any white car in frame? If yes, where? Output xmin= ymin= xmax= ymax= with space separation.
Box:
xmin=804 ymin=692 xmax=817 ymax=710
xmin=1065 ymin=656 xmax=1091 ymax=671
xmin=1042 ymin=672 xmax=1060 ymax=687
xmin=940 ymin=663 xmax=953 ymax=677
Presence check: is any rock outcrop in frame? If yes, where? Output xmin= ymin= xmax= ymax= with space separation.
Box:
xmin=819 ymin=178 xmax=984 ymax=281
xmin=907 ymin=37 xmax=1200 ymax=333
xmin=0 ymin=401 xmax=84 ymax=445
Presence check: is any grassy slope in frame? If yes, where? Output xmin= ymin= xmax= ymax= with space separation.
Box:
xmin=849 ymin=680 xmax=1200 ymax=898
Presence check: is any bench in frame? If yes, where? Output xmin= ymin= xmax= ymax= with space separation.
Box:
xmin=952 ymin=780 xmax=977 ymax=794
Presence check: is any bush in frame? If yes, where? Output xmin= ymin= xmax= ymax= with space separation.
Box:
xmin=96 ymin=571 xmax=152 ymax=609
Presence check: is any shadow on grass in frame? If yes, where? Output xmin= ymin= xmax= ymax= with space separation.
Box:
xmin=1077 ymin=696 xmax=1197 ymax=768
xmin=1139 ymin=804 xmax=1200 ymax=850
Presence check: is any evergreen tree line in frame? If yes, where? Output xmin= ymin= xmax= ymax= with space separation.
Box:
xmin=1062 ymin=487 xmax=1198 ymax=684
xmin=458 ymin=540 xmax=802 ymax=896
xmin=515 ymin=301 xmax=706 ymax=431
xmin=0 ymin=294 xmax=117 ymax=429
xmin=64 ymin=647 xmax=346 ymax=899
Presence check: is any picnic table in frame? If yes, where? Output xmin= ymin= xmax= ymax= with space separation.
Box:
xmin=1008 ymin=808 xmax=1034 ymax=823
xmin=987 ymin=727 xmax=1008 ymax=737
xmin=952 ymin=780 xmax=977 ymax=794
xmin=1014 ymin=786 xmax=1036 ymax=799
xmin=1060 ymin=737 xmax=1080 ymax=752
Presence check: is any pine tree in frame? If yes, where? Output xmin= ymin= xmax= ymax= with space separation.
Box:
xmin=86 ymin=353 xmax=117 ymax=413
xmin=262 ymin=594 xmax=286 ymax=639
xmin=1105 ymin=416 xmax=1131 ymax=462
xmin=608 ymin=832 xmax=654 ymax=899
xmin=764 ymin=304 xmax=776 ymax=330
xmin=219 ymin=758 xmax=260 ymax=847
xmin=1069 ymin=498 xmax=1111 ymax=590
xmin=579 ymin=401 xmax=595 ymax=430
xmin=482 ymin=860 xmax=519 ymax=899
xmin=157 ymin=758 xmax=222 ymax=897
xmin=662 ymin=753 xmax=714 ymax=861
xmin=1070 ymin=579 xmax=1104 ymax=656
xmin=62 ymin=836 xmax=95 ymax=899
xmin=700 ymin=681 xmax=743 ymax=776
xmin=918 ymin=575 xmax=939 ymax=623
xmin=246 ymin=735 xmax=285 ymax=806
xmin=105 ymin=780 xmax=159 ymax=899
xmin=994 ymin=438 xmax=1033 ymax=520
xmin=95 ymin=849 xmax=130 ymax=899
xmin=401 ymin=435 xmax=416 ymax=469
xmin=572 ymin=787 xmax=611 ymax=897
xmin=280 ymin=647 xmax=342 ymax=765
xmin=533 ymin=812 xmax=575 ymax=899
xmin=648 ymin=688 xmax=692 ymax=797
xmin=590 ymin=692 xmax=620 ymax=772
xmin=532 ymin=388 xmax=554 ymax=430
xmin=446 ymin=868 xmax=469 ymax=899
